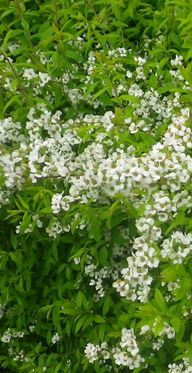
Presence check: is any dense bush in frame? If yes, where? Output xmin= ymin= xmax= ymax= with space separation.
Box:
xmin=1 ymin=0 xmax=192 ymax=372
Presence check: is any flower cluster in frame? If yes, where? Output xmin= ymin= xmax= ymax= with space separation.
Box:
xmin=51 ymin=332 xmax=61 ymax=344
xmin=85 ymin=328 xmax=144 ymax=369
xmin=84 ymin=342 xmax=110 ymax=364
xmin=1 ymin=329 xmax=24 ymax=343
xmin=161 ymin=231 xmax=192 ymax=264
xmin=84 ymin=254 xmax=119 ymax=299
xmin=0 ymin=62 xmax=192 ymax=307
xmin=112 ymin=328 xmax=144 ymax=368
xmin=1 ymin=23 xmax=192 ymax=372
xmin=8 ymin=347 xmax=30 ymax=363
xmin=168 ymin=360 xmax=192 ymax=373
xmin=0 ymin=117 xmax=23 ymax=144
xmin=140 ymin=320 xmax=175 ymax=346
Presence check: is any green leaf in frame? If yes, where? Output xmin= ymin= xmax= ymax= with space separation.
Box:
xmin=88 ymin=215 xmax=102 ymax=241
xmin=39 ymin=207 xmax=52 ymax=214
xmin=154 ymin=289 xmax=168 ymax=312
xmin=160 ymin=266 xmax=177 ymax=282
xmin=9 ymin=251 xmax=22 ymax=271
xmin=1 ymin=29 xmax=23 ymax=50
xmin=174 ymin=277 xmax=191 ymax=301
xmin=0 ymin=251 xmax=9 ymax=270
xmin=76 ymin=291 xmax=88 ymax=309
xmin=93 ymin=87 xmax=107 ymax=100
xmin=103 ymin=296 xmax=111 ymax=315
xmin=153 ymin=317 xmax=164 ymax=337
xmin=94 ymin=315 xmax=106 ymax=323
xmin=69 ymin=247 xmax=88 ymax=262
xmin=19 ymin=212 xmax=31 ymax=233
xmin=107 ymin=331 xmax=121 ymax=338
xmin=10 ymin=232 xmax=17 ymax=249
xmin=136 ymin=303 xmax=159 ymax=319
xmin=21 ymin=18 xmax=30 ymax=33
xmin=75 ymin=315 xmax=87 ymax=333
xmin=115 ymin=94 xmax=140 ymax=103
xmin=60 ymin=300 xmax=77 ymax=315
xmin=15 ymin=195 xmax=29 ymax=211
xmin=0 ymin=8 xmax=15 ymax=21
xmin=39 ymin=304 xmax=53 ymax=320
xmin=98 ymin=324 xmax=106 ymax=340
xmin=82 ymin=316 xmax=93 ymax=331
xmin=52 ymin=307 xmax=61 ymax=329
xmin=3 ymin=96 xmax=22 ymax=113
xmin=65 ymin=320 xmax=71 ymax=337
xmin=54 ymin=363 xmax=62 ymax=373
xmin=148 ymin=74 xmax=158 ymax=89
xmin=99 ymin=246 xmax=108 ymax=266
xmin=165 ymin=211 xmax=186 ymax=235
xmin=170 ymin=316 xmax=181 ymax=333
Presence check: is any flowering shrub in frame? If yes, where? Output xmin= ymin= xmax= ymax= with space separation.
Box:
xmin=1 ymin=0 xmax=192 ymax=372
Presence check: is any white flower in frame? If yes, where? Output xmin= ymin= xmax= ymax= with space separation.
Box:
xmin=140 ymin=325 xmax=150 ymax=335
xmin=51 ymin=193 xmax=64 ymax=214
xmin=126 ymin=70 xmax=132 ymax=78
xmin=39 ymin=72 xmax=51 ymax=86
xmin=23 ymin=68 xmax=37 ymax=80
xmin=84 ymin=343 xmax=100 ymax=363
xmin=51 ymin=333 xmax=60 ymax=344
xmin=1 ymin=330 xmax=12 ymax=343
xmin=170 ymin=55 xmax=183 ymax=67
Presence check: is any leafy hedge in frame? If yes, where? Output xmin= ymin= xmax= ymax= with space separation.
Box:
xmin=1 ymin=0 xmax=192 ymax=372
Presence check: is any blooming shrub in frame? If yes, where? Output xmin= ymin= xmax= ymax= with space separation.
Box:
xmin=1 ymin=0 xmax=192 ymax=372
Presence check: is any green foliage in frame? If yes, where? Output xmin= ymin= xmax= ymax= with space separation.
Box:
xmin=0 ymin=0 xmax=192 ymax=372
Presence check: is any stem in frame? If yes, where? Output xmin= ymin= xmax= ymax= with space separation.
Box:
xmin=120 ymin=27 xmax=125 ymax=48
xmin=15 ymin=0 xmax=23 ymax=19
xmin=168 ymin=5 xmax=175 ymax=49
xmin=53 ymin=0 xmax=60 ymax=30
xmin=0 ymin=48 xmax=26 ymax=96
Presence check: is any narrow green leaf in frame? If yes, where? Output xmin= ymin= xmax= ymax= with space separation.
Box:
xmin=154 ymin=289 xmax=167 ymax=312
xmin=99 ymin=246 xmax=108 ymax=266
xmin=94 ymin=315 xmax=105 ymax=323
